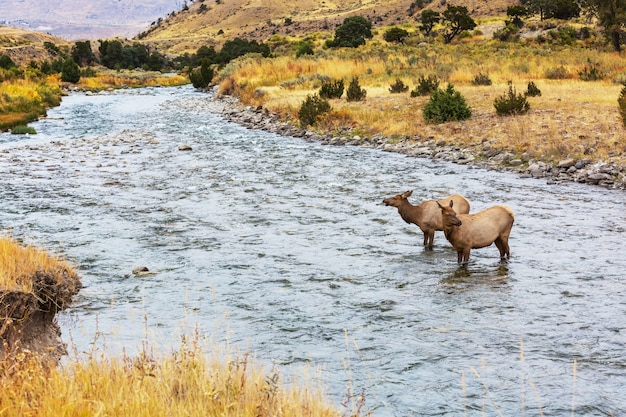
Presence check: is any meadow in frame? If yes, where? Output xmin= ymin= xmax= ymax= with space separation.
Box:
xmin=216 ymin=24 xmax=626 ymax=168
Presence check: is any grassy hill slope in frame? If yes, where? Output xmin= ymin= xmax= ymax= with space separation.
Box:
xmin=0 ymin=25 xmax=71 ymax=65
xmin=139 ymin=0 xmax=517 ymax=55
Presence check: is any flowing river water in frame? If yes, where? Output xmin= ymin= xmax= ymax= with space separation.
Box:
xmin=1 ymin=85 xmax=625 ymax=416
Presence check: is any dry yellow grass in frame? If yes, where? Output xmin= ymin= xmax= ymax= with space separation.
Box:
xmin=77 ymin=70 xmax=189 ymax=90
xmin=218 ymin=36 xmax=626 ymax=167
xmin=0 ymin=235 xmax=77 ymax=293
xmin=0 ymin=75 xmax=62 ymax=130
xmin=141 ymin=0 xmax=516 ymax=55
xmin=0 ymin=332 xmax=344 ymax=417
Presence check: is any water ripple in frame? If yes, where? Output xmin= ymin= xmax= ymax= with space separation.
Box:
xmin=1 ymin=86 xmax=625 ymax=416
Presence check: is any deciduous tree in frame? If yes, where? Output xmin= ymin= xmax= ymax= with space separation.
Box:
xmin=441 ymin=5 xmax=476 ymax=44
xmin=326 ymin=16 xmax=373 ymax=48
xmin=419 ymin=9 xmax=440 ymax=36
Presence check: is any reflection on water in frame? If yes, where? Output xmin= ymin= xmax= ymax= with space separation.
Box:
xmin=0 ymin=86 xmax=625 ymax=416
xmin=442 ymin=262 xmax=510 ymax=288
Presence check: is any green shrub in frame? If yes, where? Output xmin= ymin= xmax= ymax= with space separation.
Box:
xmin=578 ymin=59 xmax=604 ymax=81
xmin=383 ymin=27 xmax=409 ymax=43
xmin=493 ymin=23 xmax=521 ymax=42
xmin=389 ymin=78 xmax=409 ymax=94
xmin=60 ymin=58 xmax=80 ymax=83
xmin=10 ymin=125 xmax=37 ymax=134
xmin=494 ymin=81 xmax=530 ymax=116
xmin=545 ymin=65 xmax=571 ymax=80
xmin=189 ymin=59 xmax=214 ymax=89
xmin=80 ymin=67 xmax=97 ymax=77
xmin=525 ymin=81 xmax=541 ymax=97
xmin=346 ymin=76 xmax=367 ymax=102
xmin=471 ymin=72 xmax=492 ymax=86
xmin=411 ymin=75 xmax=439 ymax=97
xmin=298 ymin=94 xmax=331 ymax=127
xmin=295 ymin=41 xmax=314 ymax=58
xmin=423 ymin=84 xmax=472 ymax=123
xmin=618 ymin=84 xmax=626 ymax=127
xmin=0 ymin=55 xmax=17 ymax=70
xmin=319 ymin=78 xmax=344 ymax=99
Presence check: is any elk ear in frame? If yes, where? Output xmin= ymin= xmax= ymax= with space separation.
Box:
xmin=449 ymin=200 xmax=454 ymax=208
xmin=437 ymin=201 xmax=444 ymax=209
xmin=402 ymin=190 xmax=413 ymax=198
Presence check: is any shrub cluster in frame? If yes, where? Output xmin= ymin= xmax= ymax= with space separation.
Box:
xmin=545 ymin=65 xmax=571 ymax=79
xmin=319 ymin=78 xmax=344 ymax=99
xmin=298 ymin=94 xmax=331 ymax=127
xmin=525 ymin=81 xmax=541 ymax=97
xmin=471 ymin=72 xmax=492 ymax=86
xmin=189 ymin=59 xmax=214 ymax=89
xmin=423 ymin=84 xmax=472 ymax=123
xmin=494 ymin=81 xmax=530 ymax=116
xmin=411 ymin=75 xmax=440 ymax=97
xmin=389 ymin=78 xmax=409 ymax=94
xmin=346 ymin=76 xmax=367 ymax=102
xmin=618 ymin=84 xmax=626 ymax=127
xmin=578 ymin=59 xmax=604 ymax=81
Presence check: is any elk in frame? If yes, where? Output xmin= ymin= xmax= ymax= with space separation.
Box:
xmin=382 ymin=190 xmax=470 ymax=248
xmin=437 ymin=200 xmax=514 ymax=264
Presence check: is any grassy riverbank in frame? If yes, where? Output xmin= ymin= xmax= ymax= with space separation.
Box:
xmin=0 ymin=76 xmax=62 ymax=131
xmin=0 ymin=236 xmax=349 ymax=416
xmin=216 ymin=27 xmax=626 ymax=169
xmin=0 ymin=69 xmax=187 ymax=132
xmin=0 ymin=332 xmax=344 ymax=417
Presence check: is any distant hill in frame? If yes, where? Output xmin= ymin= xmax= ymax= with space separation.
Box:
xmin=0 ymin=0 xmax=518 ymax=60
xmin=0 ymin=0 xmax=184 ymax=40
xmin=0 ymin=25 xmax=71 ymax=65
xmin=138 ymin=0 xmax=517 ymax=55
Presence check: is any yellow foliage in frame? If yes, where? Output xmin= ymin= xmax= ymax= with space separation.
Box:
xmin=0 ymin=235 xmax=76 ymax=293
xmin=218 ymin=40 xmax=626 ymax=165
xmin=0 ymin=333 xmax=343 ymax=417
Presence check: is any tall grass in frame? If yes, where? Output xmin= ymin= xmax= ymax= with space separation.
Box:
xmin=217 ymin=31 xmax=626 ymax=166
xmin=77 ymin=69 xmax=188 ymax=90
xmin=0 ymin=330 xmax=343 ymax=417
xmin=0 ymin=76 xmax=61 ymax=130
xmin=0 ymin=235 xmax=76 ymax=293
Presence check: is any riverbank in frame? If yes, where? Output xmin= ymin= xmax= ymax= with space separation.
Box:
xmin=0 ymin=236 xmax=81 ymax=365
xmin=205 ymin=87 xmax=626 ymax=190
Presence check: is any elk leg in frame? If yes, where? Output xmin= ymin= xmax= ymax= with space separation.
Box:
xmin=457 ymin=249 xmax=471 ymax=264
xmin=425 ymin=230 xmax=435 ymax=248
xmin=495 ymin=237 xmax=510 ymax=258
xmin=494 ymin=238 xmax=505 ymax=258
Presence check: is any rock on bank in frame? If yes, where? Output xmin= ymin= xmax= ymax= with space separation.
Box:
xmin=206 ymin=89 xmax=626 ymax=190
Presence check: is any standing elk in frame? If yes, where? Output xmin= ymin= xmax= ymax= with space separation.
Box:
xmin=382 ymin=190 xmax=470 ymax=248
xmin=437 ymin=200 xmax=514 ymax=264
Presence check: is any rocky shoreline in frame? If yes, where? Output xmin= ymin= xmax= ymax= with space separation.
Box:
xmin=207 ymin=89 xmax=626 ymax=191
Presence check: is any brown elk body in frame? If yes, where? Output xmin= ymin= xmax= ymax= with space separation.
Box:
xmin=437 ymin=200 xmax=514 ymax=264
xmin=383 ymin=190 xmax=470 ymax=248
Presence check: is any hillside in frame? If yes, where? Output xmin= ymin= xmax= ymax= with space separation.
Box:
xmin=0 ymin=0 xmax=182 ymax=40
xmin=139 ymin=0 xmax=517 ymax=55
xmin=0 ymin=25 xmax=71 ymax=65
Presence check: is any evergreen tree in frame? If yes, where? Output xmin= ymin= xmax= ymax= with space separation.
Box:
xmin=61 ymin=58 xmax=81 ymax=83
xmin=71 ymin=41 xmax=95 ymax=66
xmin=582 ymin=0 xmax=626 ymax=51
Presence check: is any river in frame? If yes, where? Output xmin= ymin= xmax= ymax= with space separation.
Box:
xmin=0 ymin=85 xmax=624 ymax=416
